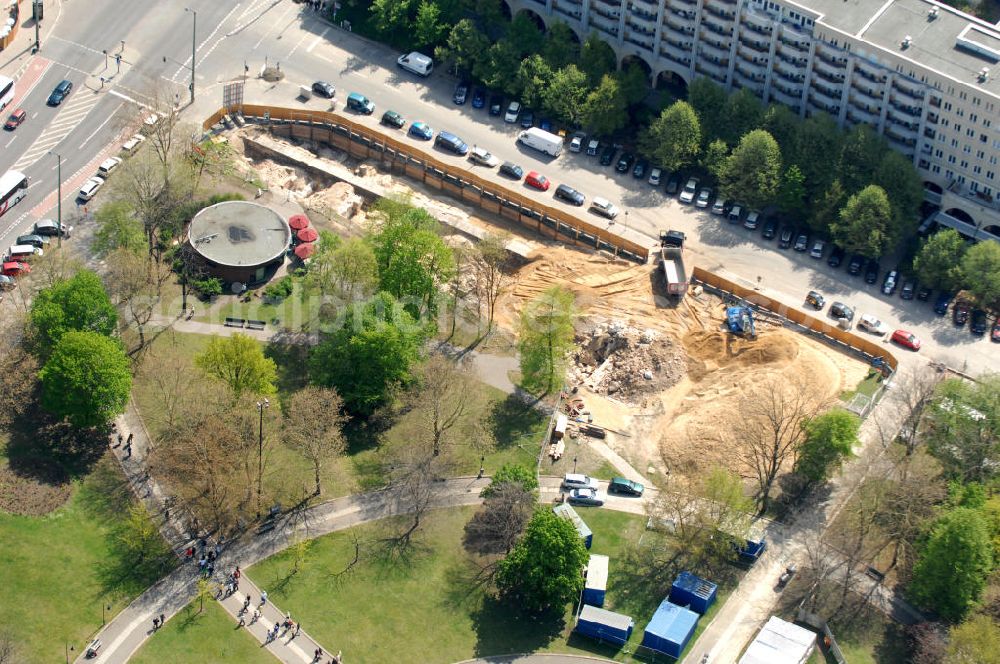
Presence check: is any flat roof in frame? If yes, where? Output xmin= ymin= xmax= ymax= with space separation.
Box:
xmin=188 ymin=201 xmax=290 ymax=268
xmin=586 ymin=554 xmax=609 ymax=590
xmin=804 ymin=0 xmax=885 ymax=38
xmin=739 ymin=616 xmax=816 ymax=664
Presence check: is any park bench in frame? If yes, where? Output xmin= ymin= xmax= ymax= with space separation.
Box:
xmin=246 ymin=319 xmax=266 ymax=331
xmin=224 ymin=317 xmax=246 ymax=328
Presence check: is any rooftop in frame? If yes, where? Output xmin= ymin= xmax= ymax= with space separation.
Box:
xmin=187 ymin=201 xmax=290 ymax=268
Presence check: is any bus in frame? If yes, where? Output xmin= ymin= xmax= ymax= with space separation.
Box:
xmin=0 ymin=76 xmax=13 ymax=111
xmin=0 ymin=171 xmax=28 ymax=218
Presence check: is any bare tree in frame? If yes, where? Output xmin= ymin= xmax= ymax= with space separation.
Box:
xmin=408 ymin=354 xmax=477 ymax=458
xmin=892 ymin=367 xmax=943 ymax=455
xmin=464 ymin=482 xmax=535 ymax=555
xmin=104 ymin=247 xmax=172 ymax=358
xmin=0 ymin=316 xmax=38 ymax=428
xmin=284 ymin=386 xmax=348 ymax=496
xmin=471 ymin=232 xmax=514 ymax=333
xmin=734 ymin=375 xmax=827 ymax=514
xmin=383 ymin=443 xmax=446 ymax=554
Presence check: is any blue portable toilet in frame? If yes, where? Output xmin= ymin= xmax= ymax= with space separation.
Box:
xmin=640 ymin=600 xmax=699 ymax=658
xmin=553 ymin=503 xmax=593 ymax=549
xmin=575 ymin=605 xmax=634 ymax=647
xmin=583 ymin=554 xmax=609 ymax=607
xmin=669 ymin=571 xmax=717 ymax=615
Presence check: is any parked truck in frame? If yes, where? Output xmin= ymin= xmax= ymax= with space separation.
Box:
xmin=517 ymin=127 xmax=563 ymax=157
xmin=659 ymin=230 xmax=688 ymax=297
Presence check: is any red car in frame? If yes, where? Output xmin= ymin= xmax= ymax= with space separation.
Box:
xmin=891 ymin=329 xmax=921 ymax=351
xmin=992 ymin=317 xmax=1000 ymax=343
xmin=1 ymin=261 xmax=30 ymax=277
xmin=4 ymin=109 xmax=26 ymax=131
xmin=525 ymin=170 xmax=550 ymax=191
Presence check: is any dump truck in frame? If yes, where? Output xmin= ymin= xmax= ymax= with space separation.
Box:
xmin=659 ymin=230 xmax=688 ymax=297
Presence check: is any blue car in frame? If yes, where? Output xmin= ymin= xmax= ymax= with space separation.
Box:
xmin=471 ymin=88 xmax=485 ymax=109
xmin=539 ymin=118 xmax=553 ymax=132
xmin=47 ymin=79 xmax=73 ymax=106
xmin=933 ymin=291 xmax=953 ymax=316
xmin=408 ymin=121 xmax=433 ymax=140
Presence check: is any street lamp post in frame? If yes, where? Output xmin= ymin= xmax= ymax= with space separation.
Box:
xmin=49 ymin=152 xmax=62 ymax=248
xmin=64 ymin=643 xmax=73 ymax=664
xmin=256 ymin=398 xmax=270 ymax=512
xmin=573 ymin=456 xmax=578 ymax=474
xmin=478 ymin=456 xmax=485 ymax=479
xmin=185 ymin=8 xmax=197 ymax=104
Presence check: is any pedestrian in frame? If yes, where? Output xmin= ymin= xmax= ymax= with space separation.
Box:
xmin=214 ymin=542 xmax=221 ymax=557
xmin=152 ymin=617 xmax=159 ymax=631
xmin=234 ymin=565 xmax=241 ymax=580
xmin=260 ymin=590 xmax=268 ymax=607
xmin=160 ymin=613 xmax=165 ymax=627
xmin=126 ymin=432 xmax=134 ymax=445
xmin=198 ymin=557 xmax=206 ymax=571
xmin=272 ymin=624 xmax=280 ymax=640
xmin=238 ymin=614 xmax=245 ymax=627
xmin=207 ymin=550 xmax=216 ymax=563
xmin=294 ymin=621 xmax=301 ymax=637
xmin=251 ymin=608 xmax=261 ymax=624
xmin=233 ymin=578 xmax=239 ymax=593
xmin=207 ymin=562 xmax=215 ymax=576
xmin=123 ymin=441 xmax=132 ymax=458
xmin=186 ymin=547 xmax=194 ymax=561
xmin=118 ymin=432 xmax=123 ymax=445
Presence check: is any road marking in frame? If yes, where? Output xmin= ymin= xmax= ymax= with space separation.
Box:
xmin=30 ymin=112 xmax=37 ymax=120
xmin=4 ymin=136 xmax=15 ymax=149
xmin=108 ymin=88 xmax=150 ymax=109
xmin=286 ymin=33 xmax=310 ymax=59
xmin=12 ymin=57 xmax=52 ymax=107
xmin=50 ymin=35 xmax=106 ymax=56
xmin=11 ymin=94 xmax=101 ymax=171
xmin=79 ymin=101 xmax=124 ymax=150
xmin=171 ymin=3 xmax=244 ymax=82
xmin=306 ymin=27 xmax=330 ymax=53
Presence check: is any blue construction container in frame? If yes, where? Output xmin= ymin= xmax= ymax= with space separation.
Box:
xmin=553 ymin=503 xmax=593 ymax=549
xmin=575 ymin=605 xmax=634 ymax=647
xmin=583 ymin=554 xmax=609 ymax=607
xmin=640 ymin=600 xmax=699 ymax=658
xmin=669 ymin=571 xmax=717 ymax=615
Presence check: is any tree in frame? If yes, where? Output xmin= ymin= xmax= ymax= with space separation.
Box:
xmin=908 ymin=622 xmax=948 ymax=664
xmin=39 ymin=330 xmax=131 ymax=428
xmin=0 ymin=321 xmax=39 ymax=429
xmin=778 ymin=165 xmax=807 ymax=218
xmin=329 ymin=237 xmax=379 ymax=301
xmin=946 ymin=614 xmax=1000 ymax=663
xmin=542 ymin=65 xmax=589 ymax=127
xmin=413 ymin=0 xmax=445 ymax=50
xmin=482 ymin=463 xmax=538 ymax=497
xmin=639 ymin=101 xmax=702 ymax=171
xmin=474 ymin=41 xmax=522 ymax=94
xmin=370 ymin=0 xmax=415 ymax=38
xmin=760 ymin=104 xmax=800 ymax=151
xmin=874 ymin=150 xmax=923 ymax=234
xmin=310 ymin=292 xmax=426 ymax=414
xmin=515 ymin=55 xmax=552 ymax=109
xmin=505 ymin=13 xmax=543 ymax=57
xmin=93 ymin=201 xmax=147 ymax=256
xmin=541 ymin=22 xmax=581 ymax=70
xmin=195 ymin=577 xmax=215 ymax=613
xmin=518 ymin=286 xmax=575 ymax=395
xmin=795 ymin=409 xmax=859 ymax=484
xmin=284 ymin=386 xmax=347 ymax=496
xmin=105 ymin=247 xmax=172 ymax=359
xmin=471 ymin=232 xmax=513 ymax=333
xmin=29 ymin=269 xmax=118 ymax=357
xmin=495 ymin=507 xmax=589 ymax=611
xmin=581 ymin=74 xmax=628 ymax=136
xmin=791 ymin=114 xmax=842 ymax=201
xmin=809 ymin=178 xmax=846 ymax=234
xmin=838 ymin=124 xmax=885 ymax=194
xmin=831 ymin=185 xmax=893 ymax=258
xmin=116 ymin=503 xmax=172 ymax=576
xmin=195 ymin=333 xmax=277 ymax=398
xmin=925 ymin=375 xmax=1000 ymax=483
xmin=615 ymin=62 xmax=650 ymax=106
xmin=719 ymin=129 xmax=782 ymax=210
xmin=914 ymin=229 xmax=967 ymax=292
xmin=687 ymin=77 xmax=728 ymax=145
xmin=702 ymin=139 xmax=728 ymax=180
xmin=466 ymin=481 xmax=536 ymax=555
xmin=960 ymin=240 xmax=1000 ymax=307
xmin=579 ymin=33 xmax=616 ymax=86
xmin=435 ymin=19 xmax=489 ymax=76
xmin=910 ymin=507 xmax=994 ymax=621
xmin=407 ymin=355 xmax=476 ymax=457
xmin=719 ymin=88 xmax=764 ymax=145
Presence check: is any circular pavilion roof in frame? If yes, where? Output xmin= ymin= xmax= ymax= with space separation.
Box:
xmin=187 ymin=201 xmax=291 ymax=268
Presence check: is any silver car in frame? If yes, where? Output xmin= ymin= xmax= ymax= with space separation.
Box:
xmin=695 ymin=188 xmax=713 ymax=208
xmin=568 ymin=488 xmax=604 ymax=506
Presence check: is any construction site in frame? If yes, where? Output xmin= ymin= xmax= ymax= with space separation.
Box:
xmin=229 ymin=123 xmax=872 ymax=488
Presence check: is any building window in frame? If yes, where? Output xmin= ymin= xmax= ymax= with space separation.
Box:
xmin=958 ymin=175 xmax=966 ymax=184
xmin=946 ymin=169 xmax=954 ymax=179
xmin=959 ymin=91 xmax=967 ymax=100
xmin=948 ymin=155 xmax=956 ymax=163
xmin=974 ymin=165 xmax=982 ymax=174
xmin=985 ymin=119 xmax=992 ymax=128
xmin=935 ymin=149 xmax=943 ymax=158
xmin=932 ymin=164 xmax=941 ymax=173
xmin=991 ymin=155 xmax=998 ymax=165
xmin=944 ymin=102 xmax=952 ymax=111
xmin=942 ymin=119 xmax=950 ymax=127
xmin=970 ymin=114 xmax=978 ymax=123
xmin=964 ymin=145 xmax=971 ymax=154
xmin=973 ymin=97 xmax=981 ymax=106
xmin=957 ymin=109 xmax=965 ymax=117
xmin=954 ymin=123 xmax=962 ymax=132
xmin=988 ymin=171 xmax=995 ymax=180
xmin=967 ymin=129 xmax=975 ymax=138
xmin=982 ymin=134 xmax=989 ymax=143
xmin=961 ymin=160 xmax=969 ymax=168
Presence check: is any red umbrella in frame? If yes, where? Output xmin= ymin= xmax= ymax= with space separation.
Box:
xmin=288 ymin=214 xmax=310 ymax=230
xmin=297 ymin=227 xmax=319 ymax=243
xmin=294 ymin=243 xmax=315 ymax=259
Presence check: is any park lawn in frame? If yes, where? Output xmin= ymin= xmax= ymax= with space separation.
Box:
xmin=0 ymin=457 xmax=172 ymax=663
xmin=131 ymin=600 xmax=273 ymax=664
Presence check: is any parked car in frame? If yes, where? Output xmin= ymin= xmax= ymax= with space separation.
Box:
xmin=524 ymin=170 xmax=550 ymax=191
xmin=809 ymin=239 xmax=826 ymax=259
xmin=648 ymin=167 xmax=663 ymax=186
xmin=858 ymin=314 xmax=889 ymax=335
xmin=847 ymin=254 xmax=865 ymax=275
xmin=953 ymin=300 xmax=971 ymax=326
xmin=4 ymin=108 xmax=26 ymax=130
xmin=78 ymin=176 xmax=105 ymax=202
xmin=864 ymin=260 xmax=880 ymax=284
xmin=434 ymin=130 xmax=468 ymax=155
xmin=311 ymin=81 xmax=335 ymax=98
xmin=600 ymin=144 xmax=617 ymax=166
xmin=806 ymin=290 xmax=825 ymax=309
xmin=971 ymin=309 xmax=989 ymax=335
xmin=793 ymin=231 xmax=809 ymax=252
xmin=15 ymin=234 xmax=48 ymax=249
xmin=934 ymin=292 xmax=953 ymax=315
xmin=728 ymin=205 xmax=743 ymax=224
xmin=33 ymin=219 xmax=72 ymax=238
xmin=503 ymin=101 xmax=521 ymax=123
xmin=695 ymin=188 xmax=713 ymax=208
xmin=407 ymin=121 xmax=433 ymax=140
xmin=1 ymin=261 xmax=30 ymax=277
xmin=519 ymin=109 xmax=534 ymax=128
xmin=608 ymin=477 xmax=644 ymax=496
xmin=590 ymin=197 xmax=619 ymax=219
xmin=468 ymin=146 xmax=500 ymax=167
xmin=632 ymin=160 xmax=648 ymax=179
xmin=665 ymin=173 xmax=682 ymax=195
xmin=121 ymin=133 xmax=146 ymax=154
xmin=761 ymin=218 xmax=778 ymax=240
xmin=586 ymin=139 xmax=600 ymax=156
xmin=452 ymin=81 xmax=469 ymax=105
xmin=615 ymin=152 xmax=635 ymax=173
xmin=745 ymin=211 xmax=762 ymax=231
xmin=471 ymin=88 xmax=486 ymax=109
xmin=499 ymin=161 xmax=524 ymax=180
xmin=562 ymin=473 xmax=599 ymax=490
xmin=568 ymin=487 xmax=604 ymax=506
xmin=569 ymin=132 xmax=586 ymax=153
xmin=679 ymin=178 xmax=699 ymax=204
xmin=539 ymin=118 xmax=553 ymax=132
xmin=98 ymin=157 xmax=122 ymax=178
xmin=47 ymin=79 xmax=73 ymax=105
xmin=345 ymin=92 xmax=374 ymax=114
xmin=778 ymin=225 xmax=794 ymax=249
xmin=882 ymin=269 xmax=899 ymax=295
xmin=891 ymin=329 xmax=922 ymax=351
xmin=0 ymin=274 xmax=13 ymax=290
xmin=992 ymin=317 xmax=1000 ymax=343
xmin=900 ymin=279 xmax=917 ymax=300
xmin=380 ymin=110 xmax=405 ymax=128
xmin=711 ymin=198 xmax=727 ymax=215
xmin=830 ymin=301 xmax=855 ymax=322
xmin=916 ymin=285 xmax=933 ymax=301
xmin=828 ymin=246 xmax=845 ymax=268
xmin=554 ymin=183 xmax=585 ymax=206
xmin=489 ymin=94 xmax=503 ymax=116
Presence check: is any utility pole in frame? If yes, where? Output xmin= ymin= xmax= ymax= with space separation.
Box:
xmin=185 ymin=8 xmax=197 ymax=104
xmin=256 ymin=398 xmax=269 ymax=514
xmin=49 ymin=152 xmax=62 ymax=248
xmin=32 ymin=0 xmax=41 ymax=51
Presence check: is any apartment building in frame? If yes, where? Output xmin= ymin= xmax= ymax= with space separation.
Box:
xmin=508 ymin=0 xmax=1000 ymax=241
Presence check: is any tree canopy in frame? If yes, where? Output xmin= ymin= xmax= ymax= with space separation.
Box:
xmin=719 ymin=129 xmax=782 ymax=209
xmin=518 ymin=286 xmax=576 ymax=395
xmin=482 ymin=463 xmax=538 ymax=497
xmin=960 ymin=240 xmax=1000 ymax=307
xmin=639 ymin=101 xmax=702 ymax=172
xmin=913 ymin=229 xmax=966 ymax=292
xmin=39 ymin=330 xmax=131 ymax=428
xmin=831 ymin=185 xmax=894 ymax=258
xmin=925 ymin=375 xmax=1000 ymax=483
xmin=795 ymin=409 xmax=859 ymax=484
xmin=195 ymin=334 xmax=277 ymax=398
xmin=29 ymin=270 xmax=118 ymax=357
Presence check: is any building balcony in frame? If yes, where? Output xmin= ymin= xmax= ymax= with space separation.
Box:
xmin=593 ymin=0 xmax=623 ymax=9
xmin=813 ymin=66 xmax=845 ymax=86
xmin=673 ymin=0 xmax=697 ymax=7
xmin=732 ymin=75 xmax=765 ymax=95
xmin=703 ymin=3 xmax=736 ymax=20
xmin=813 ymin=49 xmax=846 ymax=68
xmin=625 ymin=33 xmax=655 ymax=50
xmin=810 ymin=84 xmax=842 ymax=106
xmin=773 ymin=66 xmax=805 ymax=84
xmin=847 ymin=106 xmax=879 ymax=126
xmin=742 ymin=20 xmax=773 ymax=37
xmin=812 ymin=57 xmax=846 ymax=81
xmin=775 ymin=49 xmax=806 ymax=67
xmin=702 ymin=18 xmax=733 ymax=36
xmin=661 ymin=41 xmax=693 ymax=61
xmin=853 ymin=60 xmax=887 ymax=84
xmin=741 ymin=9 xmax=774 ymax=32
xmin=627 ymin=13 xmax=657 ymax=33
xmin=886 ymin=115 xmax=919 ymax=134
xmin=631 ymin=0 xmax=658 ymax=8
xmin=925 ymin=112 xmax=939 ymax=125
xmin=588 ymin=14 xmax=620 ymax=35
xmin=885 ymin=124 xmax=918 ymax=144
xmin=770 ymin=85 xmax=802 ymax=106
xmin=778 ymin=34 xmax=808 ymax=52
xmin=553 ymin=4 xmax=583 ymax=19
xmin=888 ymin=97 xmax=921 ymax=118
xmin=695 ymin=60 xmax=729 ymax=83
xmin=663 ymin=10 xmax=695 ymax=30
xmin=850 ymin=78 xmax=883 ymax=104
xmin=892 ymin=78 xmax=925 ymax=101
xmin=808 ymin=97 xmax=840 ymax=116
xmin=663 ymin=36 xmax=694 ymax=51
xmin=738 ymin=36 xmax=769 ymax=54
xmin=699 ymin=38 xmax=731 ymax=59
xmin=592 ymin=3 xmax=621 ymax=19
xmin=735 ymin=62 xmax=766 ymax=82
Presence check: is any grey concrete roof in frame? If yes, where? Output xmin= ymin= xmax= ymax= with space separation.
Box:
xmin=804 ymin=0 xmax=886 ymax=39
xmin=188 ymin=201 xmax=290 ymax=268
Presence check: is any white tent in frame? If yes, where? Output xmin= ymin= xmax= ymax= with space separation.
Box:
xmin=739 ymin=616 xmax=816 ymax=664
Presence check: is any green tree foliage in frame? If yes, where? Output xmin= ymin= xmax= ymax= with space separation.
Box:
xmin=795 ymin=409 xmax=859 ymax=484
xmin=946 ymin=615 xmax=1000 ymax=664
xmin=926 ymin=375 xmax=1000 ymax=483
xmin=615 ymin=62 xmax=650 ymax=106
xmin=913 ymin=229 xmax=967 ymax=291
xmin=40 ymin=330 xmax=131 ymax=428
xmin=760 ymin=104 xmax=800 ymax=151
xmin=831 ymin=185 xmax=893 ymax=257
xmin=435 ymin=19 xmax=489 ymax=76
xmin=93 ymin=201 xmax=147 ymax=256
xmin=413 ymin=0 xmax=445 ymax=50
xmin=310 ymin=292 xmax=426 ymax=414
xmin=639 ymin=101 xmax=702 ymax=171
xmin=541 ymin=22 xmax=581 ymax=70
xmin=687 ymin=77 xmax=728 ymax=146
xmin=331 ymin=237 xmax=380 ymax=300
xmin=579 ymin=33 xmax=616 ymax=86
xmin=505 ymin=13 xmax=543 ymax=57
xmin=960 ymin=241 xmax=1000 ymax=307
xmin=515 ymin=54 xmax=552 ymax=109
xmin=474 ymin=41 xmax=521 ymax=94
xmin=370 ymin=0 xmax=416 ymax=40
xmin=838 ymin=125 xmax=885 ymax=194
xmin=518 ymin=286 xmax=576 ymax=395
xmin=369 ymin=198 xmax=455 ymax=316
xmin=495 ymin=507 xmax=589 ymax=612
xmin=194 ymin=333 xmax=277 ymax=397
xmin=791 ymin=114 xmax=843 ymax=201
xmin=719 ymin=129 xmax=782 ymax=209
xmin=910 ymin=507 xmax=993 ymax=621
xmin=702 ymin=139 xmax=729 ymax=180
xmin=719 ymin=88 xmax=763 ymax=145
xmin=482 ymin=463 xmax=538 ymax=497
xmin=809 ymin=179 xmax=846 ymax=234
xmin=778 ymin=165 xmax=807 ymax=218
xmin=874 ymin=150 xmax=923 ymax=233
xmin=542 ymin=65 xmax=589 ymax=127
xmin=30 ymin=269 xmax=118 ymax=357
xmin=581 ymin=74 xmax=628 ymax=136
xmin=116 ymin=503 xmax=173 ymax=576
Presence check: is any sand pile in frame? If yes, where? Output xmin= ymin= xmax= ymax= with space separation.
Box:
xmin=570 ymin=321 xmax=687 ymax=402
xmin=305 ymin=181 xmax=365 ymax=220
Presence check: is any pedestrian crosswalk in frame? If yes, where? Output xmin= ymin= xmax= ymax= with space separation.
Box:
xmin=10 ymin=93 xmax=101 ymax=171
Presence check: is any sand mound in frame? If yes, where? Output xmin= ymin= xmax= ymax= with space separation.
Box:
xmin=683 ymin=329 xmax=798 ymax=378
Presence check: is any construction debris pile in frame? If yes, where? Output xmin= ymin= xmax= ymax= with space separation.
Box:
xmin=570 ymin=321 xmax=687 ymax=403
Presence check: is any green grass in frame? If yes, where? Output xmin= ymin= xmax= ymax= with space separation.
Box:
xmin=131 ymin=600 xmax=274 ymax=664
xmin=0 ymin=457 xmax=173 ymax=663
xmin=840 ymin=369 xmax=884 ymax=401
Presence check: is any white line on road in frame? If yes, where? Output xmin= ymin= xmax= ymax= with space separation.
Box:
xmin=286 ymin=33 xmax=310 ymax=59
xmin=4 ymin=136 xmax=14 ymax=149
xmin=253 ymin=2 xmax=297 ymax=51
xmin=108 ymin=88 xmax=149 ymax=109
xmin=306 ymin=27 xmax=330 ymax=53
xmin=79 ymin=101 xmax=124 ymax=150
xmin=171 ymin=3 xmax=244 ymax=81
xmin=50 ymin=35 xmax=105 ymax=56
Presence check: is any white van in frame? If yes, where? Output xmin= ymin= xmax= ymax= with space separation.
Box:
xmin=517 ymin=127 xmax=563 ymax=157
xmin=8 ymin=245 xmax=42 ymax=260
xmin=397 ymin=52 xmax=433 ymax=77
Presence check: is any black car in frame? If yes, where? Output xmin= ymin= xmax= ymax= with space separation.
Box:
xmin=900 ymin=279 xmax=916 ymax=300
xmin=632 ymin=160 xmax=648 ymax=179
xmin=520 ymin=109 xmax=534 ymax=128
xmin=971 ymin=309 xmax=989 ymax=335
xmin=452 ymin=81 xmax=469 ymax=105
xmin=830 ymin=301 xmax=855 ymax=322
xmin=806 ymin=290 xmax=826 ymax=309
xmin=934 ymin=292 xmax=953 ymax=315
xmin=615 ymin=152 xmax=635 ymax=173
xmin=828 ymin=246 xmax=846 ymax=268
xmin=311 ymin=81 xmax=336 ymax=98
xmin=380 ymin=110 xmax=405 ymax=128
xmin=864 ymin=260 xmax=880 ymax=284
xmin=499 ymin=161 xmax=523 ymax=180
xmin=608 ymin=477 xmax=644 ymax=496
xmin=15 ymin=234 xmax=47 ymax=249
xmin=954 ymin=301 xmax=971 ymax=326
xmin=554 ymin=183 xmax=585 ymax=206
xmin=793 ymin=231 xmax=809 ymax=252
xmin=471 ymin=88 xmax=486 ymax=109
xmin=600 ymin=145 xmax=617 ymax=166
xmin=761 ymin=218 xmax=778 ymax=240
xmin=778 ymin=225 xmax=794 ymax=249
xmin=489 ymin=94 xmax=503 ymax=116
xmin=665 ymin=173 xmax=682 ymax=195
xmin=47 ymin=79 xmax=73 ymax=106
xmin=916 ymin=285 xmax=933 ymax=301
